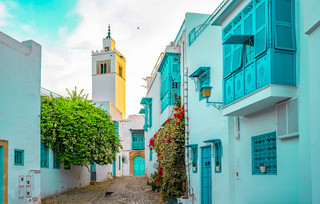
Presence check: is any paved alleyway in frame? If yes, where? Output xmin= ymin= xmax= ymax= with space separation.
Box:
xmin=42 ymin=176 xmax=163 ymax=204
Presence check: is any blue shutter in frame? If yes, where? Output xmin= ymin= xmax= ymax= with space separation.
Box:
xmin=119 ymin=156 xmax=121 ymax=170
xmin=254 ymin=0 xmax=268 ymax=57
xmin=273 ymin=0 xmax=295 ymax=51
xmin=41 ymin=142 xmax=49 ymax=168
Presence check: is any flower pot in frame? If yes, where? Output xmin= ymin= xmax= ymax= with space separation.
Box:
xmin=260 ymin=166 xmax=266 ymax=173
xmin=193 ymin=166 xmax=197 ymax=172
xmin=216 ymin=165 xmax=220 ymax=172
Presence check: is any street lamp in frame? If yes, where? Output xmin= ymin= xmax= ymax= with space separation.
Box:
xmin=200 ymin=84 xmax=223 ymax=110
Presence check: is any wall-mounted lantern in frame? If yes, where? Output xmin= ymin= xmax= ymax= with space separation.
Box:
xmin=200 ymin=84 xmax=223 ymax=110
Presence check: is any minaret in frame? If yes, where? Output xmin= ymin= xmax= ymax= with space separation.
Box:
xmin=92 ymin=25 xmax=126 ymax=118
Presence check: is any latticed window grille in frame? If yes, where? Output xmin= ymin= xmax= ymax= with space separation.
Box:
xmin=192 ymin=146 xmax=198 ymax=173
xmin=199 ymin=70 xmax=210 ymax=101
xmin=252 ymin=132 xmax=277 ymax=175
xmin=41 ymin=142 xmax=49 ymax=168
xmin=53 ymin=150 xmax=60 ymax=169
xmin=14 ymin=149 xmax=24 ymax=166
xmin=214 ymin=142 xmax=222 ymax=173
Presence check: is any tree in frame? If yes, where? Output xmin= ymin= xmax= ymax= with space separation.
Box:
xmin=40 ymin=88 xmax=121 ymax=167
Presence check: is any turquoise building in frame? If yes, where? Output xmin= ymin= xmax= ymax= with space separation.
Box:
xmin=143 ymin=0 xmax=320 ymax=203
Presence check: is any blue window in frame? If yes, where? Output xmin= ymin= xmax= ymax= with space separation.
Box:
xmin=158 ymin=53 xmax=181 ymax=112
xmin=140 ymin=97 xmax=152 ymax=131
xmin=149 ymin=146 xmax=153 ymax=161
xmin=252 ymin=132 xmax=277 ymax=175
xmin=113 ymin=121 xmax=119 ymax=135
xmin=199 ymin=70 xmax=210 ymax=101
xmin=40 ymin=142 xmax=49 ymax=168
xmin=192 ymin=146 xmax=198 ymax=173
xmin=189 ymin=67 xmax=210 ymax=101
xmin=53 ymin=150 xmax=60 ymax=169
xmin=14 ymin=149 xmax=24 ymax=166
xmin=64 ymin=161 xmax=71 ymax=170
xmin=119 ymin=156 xmax=121 ymax=170
xmin=214 ymin=141 xmax=222 ymax=173
xmin=132 ymin=131 xmax=144 ymax=150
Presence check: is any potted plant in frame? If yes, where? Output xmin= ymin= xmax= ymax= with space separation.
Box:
xmin=147 ymin=172 xmax=159 ymax=191
xmin=260 ymin=163 xmax=266 ymax=173
xmin=192 ymin=162 xmax=197 ymax=172
xmin=215 ymin=161 xmax=220 ymax=172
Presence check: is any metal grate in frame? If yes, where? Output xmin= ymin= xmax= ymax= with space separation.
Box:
xmin=14 ymin=150 xmax=24 ymax=166
xmin=214 ymin=142 xmax=222 ymax=173
xmin=192 ymin=146 xmax=198 ymax=173
xmin=252 ymin=132 xmax=277 ymax=175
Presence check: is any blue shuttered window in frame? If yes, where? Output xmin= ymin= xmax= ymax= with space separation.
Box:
xmin=119 ymin=156 xmax=121 ymax=170
xmin=252 ymin=132 xmax=277 ymax=175
xmin=158 ymin=53 xmax=181 ymax=112
xmin=214 ymin=142 xmax=222 ymax=173
xmin=41 ymin=142 xmax=49 ymax=168
xmin=14 ymin=149 xmax=24 ymax=166
xmin=192 ymin=146 xmax=198 ymax=173
xmin=53 ymin=150 xmax=60 ymax=169
xmin=132 ymin=131 xmax=145 ymax=150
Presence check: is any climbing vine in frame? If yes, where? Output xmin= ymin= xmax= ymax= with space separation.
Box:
xmin=40 ymin=88 xmax=121 ymax=167
xmin=150 ymin=102 xmax=186 ymax=200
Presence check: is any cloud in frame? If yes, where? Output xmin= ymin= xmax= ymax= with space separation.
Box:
xmin=41 ymin=0 xmax=222 ymax=117
xmin=0 ymin=2 xmax=10 ymax=26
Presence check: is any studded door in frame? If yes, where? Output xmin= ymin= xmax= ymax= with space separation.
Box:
xmin=133 ymin=156 xmax=145 ymax=175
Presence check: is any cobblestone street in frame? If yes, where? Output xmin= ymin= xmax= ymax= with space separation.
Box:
xmin=42 ymin=176 xmax=163 ymax=204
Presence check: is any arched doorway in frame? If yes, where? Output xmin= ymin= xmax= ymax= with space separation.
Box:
xmin=133 ymin=156 xmax=145 ymax=175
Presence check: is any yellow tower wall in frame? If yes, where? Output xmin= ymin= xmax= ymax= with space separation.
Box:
xmin=115 ymin=54 xmax=126 ymax=118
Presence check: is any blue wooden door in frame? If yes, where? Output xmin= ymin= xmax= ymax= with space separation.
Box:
xmin=90 ymin=163 xmax=96 ymax=181
xmin=201 ymin=146 xmax=212 ymax=204
xmin=133 ymin=156 xmax=145 ymax=175
xmin=0 ymin=146 xmax=3 ymax=204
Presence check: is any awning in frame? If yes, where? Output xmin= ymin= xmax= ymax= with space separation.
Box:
xmin=183 ymin=144 xmax=198 ymax=148
xmin=203 ymin=139 xmax=221 ymax=143
xmin=189 ymin=67 xmax=210 ymax=78
xmin=139 ymin=108 xmax=145 ymax=114
xmin=223 ymin=35 xmax=253 ymax=44
xmin=140 ymin=97 xmax=152 ymax=105
xmin=130 ymin=128 xmax=144 ymax=132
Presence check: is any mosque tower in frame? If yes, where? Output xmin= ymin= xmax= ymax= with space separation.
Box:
xmin=91 ymin=25 xmax=126 ymax=118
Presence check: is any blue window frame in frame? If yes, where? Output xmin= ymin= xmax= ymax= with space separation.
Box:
xmin=53 ymin=150 xmax=60 ymax=169
xmin=132 ymin=131 xmax=144 ymax=150
xmin=149 ymin=146 xmax=153 ymax=161
xmin=64 ymin=161 xmax=71 ymax=170
xmin=252 ymin=132 xmax=277 ymax=175
xmin=119 ymin=156 xmax=121 ymax=170
xmin=14 ymin=149 xmax=24 ymax=166
xmin=40 ymin=142 xmax=49 ymax=168
xmin=199 ymin=71 xmax=210 ymax=101
xmin=214 ymin=142 xmax=222 ymax=173
xmin=192 ymin=146 xmax=198 ymax=173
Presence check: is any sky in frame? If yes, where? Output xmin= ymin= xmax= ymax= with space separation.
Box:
xmin=0 ymin=0 xmax=222 ymax=117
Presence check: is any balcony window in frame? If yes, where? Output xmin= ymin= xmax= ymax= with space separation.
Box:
xmin=132 ymin=131 xmax=144 ymax=150
xmin=222 ymin=0 xmax=296 ymax=115
xmin=140 ymin=97 xmax=152 ymax=131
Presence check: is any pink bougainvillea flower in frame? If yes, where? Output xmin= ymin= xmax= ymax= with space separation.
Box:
xmin=166 ymin=119 xmax=170 ymax=123
xmin=176 ymin=121 xmax=179 ymax=124
xmin=174 ymin=107 xmax=178 ymax=111
xmin=162 ymin=139 xmax=165 ymax=142
xmin=150 ymin=147 xmax=152 ymax=150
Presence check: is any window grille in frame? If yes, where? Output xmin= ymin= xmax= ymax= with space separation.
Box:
xmin=53 ymin=150 xmax=60 ymax=169
xmin=192 ymin=146 xmax=198 ymax=173
xmin=14 ymin=149 xmax=24 ymax=166
xmin=41 ymin=142 xmax=49 ymax=168
xmin=252 ymin=132 xmax=277 ymax=175
xmin=199 ymin=71 xmax=210 ymax=101
xmin=214 ymin=142 xmax=222 ymax=173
